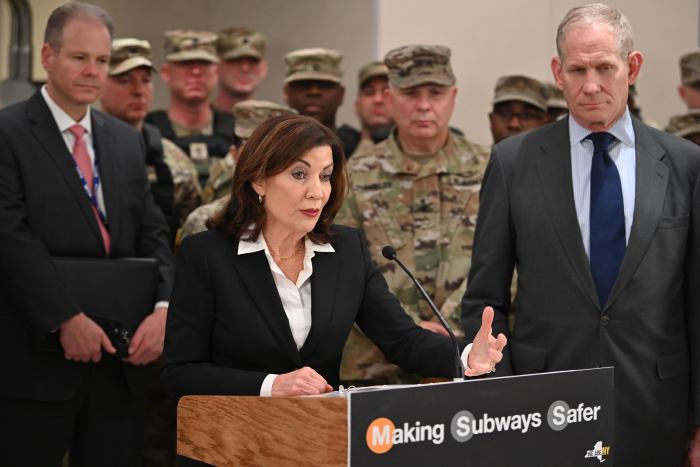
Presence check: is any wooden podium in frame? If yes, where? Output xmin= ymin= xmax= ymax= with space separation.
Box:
xmin=177 ymin=396 xmax=348 ymax=466
xmin=177 ymin=369 xmax=615 ymax=466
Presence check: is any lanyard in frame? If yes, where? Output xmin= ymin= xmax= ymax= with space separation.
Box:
xmin=71 ymin=151 xmax=108 ymax=225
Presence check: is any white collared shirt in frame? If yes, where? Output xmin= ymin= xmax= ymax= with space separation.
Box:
xmin=41 ymin=85 xmax=107 ymax=216
xmin=237 ymin=233 xmax=334 ymax=396
xmin=569 ymin=108 xmax=636 ymax=257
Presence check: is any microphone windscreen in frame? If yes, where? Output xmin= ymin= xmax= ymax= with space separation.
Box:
xmin=381 ymin=245 xmax=397 ymax=260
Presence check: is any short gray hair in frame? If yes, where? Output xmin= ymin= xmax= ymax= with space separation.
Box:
xmin=44 ymin=2 xmax=114 ymax=51
xmin=556 ymin=4 xmax=634 ymax=62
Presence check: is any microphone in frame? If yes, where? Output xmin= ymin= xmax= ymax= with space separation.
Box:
xmin=381 ymin=245 xmax=465 ymax=381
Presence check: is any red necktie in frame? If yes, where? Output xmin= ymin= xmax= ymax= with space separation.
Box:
xmin=68 ymin=124 xmax=111 ymax=255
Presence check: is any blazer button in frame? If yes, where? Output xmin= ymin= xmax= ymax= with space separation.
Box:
xmin=601 ymin=315 xmax=610 ymax=326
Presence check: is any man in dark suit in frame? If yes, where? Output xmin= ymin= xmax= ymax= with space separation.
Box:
xmin=0 ymin=3 xmax=174 ymax=466
xmin=461 ymin=4 xmax=699 ymax=467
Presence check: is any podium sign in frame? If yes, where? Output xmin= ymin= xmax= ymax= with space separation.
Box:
xmin=349 ymin=368 xmax=614 ymax=467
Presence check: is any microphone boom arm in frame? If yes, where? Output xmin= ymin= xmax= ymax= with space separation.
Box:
xmin=383 ymin=246 xmax=465 ymax=381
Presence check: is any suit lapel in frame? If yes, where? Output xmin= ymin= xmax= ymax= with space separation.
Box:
xmin=91 ymin=111 xmax=119 ymax=245
xmin=26 ymin=93 xmax=103 ymax=246
xmin=606 ymin=121 xmax=668 ymax=310
xmin=234 ymin=250 xmax=302 ymax=366
xmin=300 ymin=250 xmax=339 ymax=359
xmin=536 ymin=120 xmax=600 ymax=309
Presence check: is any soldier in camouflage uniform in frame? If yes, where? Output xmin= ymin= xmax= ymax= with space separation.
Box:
xmin=180 ymin=100 xmax=297 ymax=243
xmin=353 ymin=61 xmax=393 ymax=157
xmin=146 ymin=30 xmax=235 ymax=188
xmin=100 ymin=38 xmax=201 ymax=236
xmin=488 ymin=75 xmax=548 ymax=144
xmin=214 ymin=27 xmax=268 ymax=114
xmin=335 ymin=45 xmax=489 ymax=385
xmin=283 ymin=48 xmax=362 ymax=157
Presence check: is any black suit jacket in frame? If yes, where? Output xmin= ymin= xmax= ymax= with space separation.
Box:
xmin=461 ymin=117 xmax=700 ymax=466
xmin=162 ymin=225 xmax=458 ymax=397
xmin=0 ymin=91 xmax=175 ymax=401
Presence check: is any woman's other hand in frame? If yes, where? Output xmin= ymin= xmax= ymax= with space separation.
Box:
xmin=271 ymin=366 xmax=334 ymax=396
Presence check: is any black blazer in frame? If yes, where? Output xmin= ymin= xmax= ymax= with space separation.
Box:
xmin=461 ymin=117 xmax=700 ymax=466
xmin=0 ymin=91 xmax=175 ymax=401
xmin=162 ymin=225 xmax=458 ymax=397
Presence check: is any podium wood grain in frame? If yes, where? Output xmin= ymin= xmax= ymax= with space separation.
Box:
xmin=177 ymin=396 xmax=348 ymax=466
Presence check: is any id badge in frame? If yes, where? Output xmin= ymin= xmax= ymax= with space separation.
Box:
xmin=189 ymin=142 xmax=209 ymax=161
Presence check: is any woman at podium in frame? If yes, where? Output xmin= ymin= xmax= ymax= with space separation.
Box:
xmin=162 ymin=115 xmax=505 ymax=398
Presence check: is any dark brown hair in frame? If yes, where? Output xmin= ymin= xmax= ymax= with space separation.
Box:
xmin=208 ymin=114 xmax=347 ymax=243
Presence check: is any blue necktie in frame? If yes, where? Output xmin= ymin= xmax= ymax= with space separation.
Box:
xmin=588 ymin=132 xmax=625 ymax=307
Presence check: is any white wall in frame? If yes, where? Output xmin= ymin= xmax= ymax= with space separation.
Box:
xmin=378 ymin=0 xmax=699 ymax=145
xmin=207 ymin=0 xmax=376 ymax=128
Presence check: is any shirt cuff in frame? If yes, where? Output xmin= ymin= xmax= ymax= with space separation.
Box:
xmin=260 ymin=374 xmax=278 ymax=396
xmin=461 ymin=342 xmax=473 ymax=371
xmin=154 ymin=301 xmax=169 ymax=311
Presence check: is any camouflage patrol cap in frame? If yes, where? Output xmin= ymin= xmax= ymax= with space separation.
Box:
xmin=680 ymin=51 xmax=700 ymax=85
xmin=164 ymin=30 xmax=219 ymax=63
xmin=546 ymin=83 xmax=568 ymax=110
xmin=493 ymin=75 xmax=548 ymax=111
xmin=666 ymin=111 xmax=700 ymax=137
xmin=109 ymin=38 xmax=157 ymax=76
xmin=284 ymin=48 xmax=343 ymax=84
xmin=232 ymin=100 xmax=297 ymax=139
xmin=217 ymin=27 xmax=266 ymax=61
xmin=358 ymin=61 xmax=389 ymax=87
xmin=384 ymin=45 xmax=455 ymax=89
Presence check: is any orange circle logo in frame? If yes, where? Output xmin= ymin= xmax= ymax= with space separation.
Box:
xmin=365 ymin=417 xmax=395 ymax=454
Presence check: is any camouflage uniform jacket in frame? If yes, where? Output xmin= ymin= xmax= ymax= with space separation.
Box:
xmin=336 ymin=130 xmax=489 ymax=381
xmin=201 ymin=153 xmax=236 ymax=204
xmin=162 ymin=137 xmax=202 ymax=227
xmin=350 ymin=138 xmax=375 ymax=159
xmin=178 ymin=195 xmax=228 ymax=244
